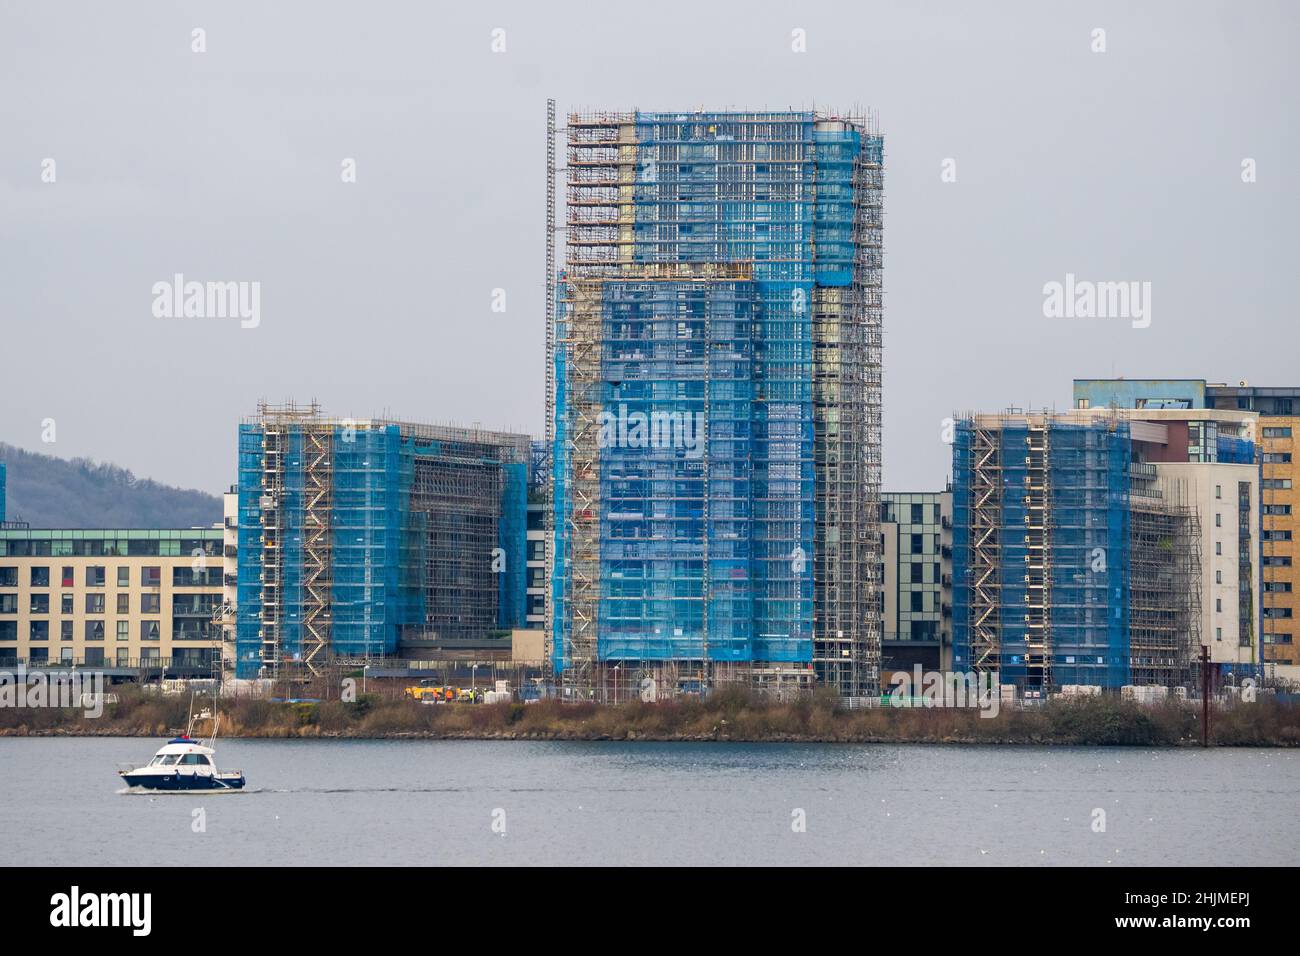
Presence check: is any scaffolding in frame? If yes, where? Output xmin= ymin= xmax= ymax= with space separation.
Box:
xmin=550 ymin=109 xmax=883 ymax=699
xmin=1130 ymin=483 xmax=1201 ymax=686
xmin=957 ymin=424 xmax=1002 ymax=675
xmin=235 ymin=403 xmax=531 ymax=679
xmin=544 ymin=98 xmax=558 ymax=677
xmin=954 ymin=412 xmax=1132 ymax=691
xmin=302 ymin=426 xmax=332 ymax=674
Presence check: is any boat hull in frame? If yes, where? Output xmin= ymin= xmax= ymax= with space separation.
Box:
xmin=120 ymin=772 xmax=245 ymax=791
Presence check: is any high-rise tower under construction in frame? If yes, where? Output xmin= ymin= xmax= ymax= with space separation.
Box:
xmin=546 ymin=107 xmax=884 ymax=699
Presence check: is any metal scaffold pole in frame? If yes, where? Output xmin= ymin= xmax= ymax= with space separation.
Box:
xmin=544 ymin=97 xmax=557 ymax=687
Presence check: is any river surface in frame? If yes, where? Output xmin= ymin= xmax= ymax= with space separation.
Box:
xmin=1 ymin=738 xmax=1295 ymax=866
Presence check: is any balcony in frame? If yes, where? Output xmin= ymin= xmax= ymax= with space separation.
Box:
xmin=3 ymin=656 xmax=219 ymax=678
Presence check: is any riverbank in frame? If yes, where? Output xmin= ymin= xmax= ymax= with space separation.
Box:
xmin=2 ymin=688 xmax=1298 ymax=746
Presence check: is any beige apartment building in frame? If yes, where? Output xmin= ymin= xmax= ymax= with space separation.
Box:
xmin=0 ymin=528 xmax=223 ymax=674
xmin=1156 ymin=460 xmax=1262 ymax=668
xmin=1206 ymin=386 xmax=1299 ymax=666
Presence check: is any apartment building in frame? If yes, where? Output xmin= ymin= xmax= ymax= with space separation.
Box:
xmin=1206 ymin=385 xmax=1298 ymax=665
xmin=0 ymin=528 xmax=223 ymax=675
xmin=549 ymin=108 xmax=884 ymax=699
xmin=880 ymin=491 xmax=953 ymax=674
xmin=1075 ymin=378 xmax=1292 ymax=666
xmin=235 ymin=402 xmax=531 ymax=678
xmin=952 ymin=406 xmax=1261 ymax=690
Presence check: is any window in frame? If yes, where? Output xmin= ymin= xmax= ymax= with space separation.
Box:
xmin=116 ymin=621 xmax=129 ymax=642
xmin=86 ymin=566 xmax=105 ymax=587
xmin=61 ymin=567 xmax=74 ymax=587
xmin=140 ymin=621 xmax=161 ymax=642
xmin=0 ymin=567 xmax=16 ymax=587
xmin=910 ymin=591 xmax=924 ymax=613
xmin=1216 ymin=598 xmax=1223 ymax=612
xmin=85 ymin=594 xmax=105 ymax=614
xmin=1215 ymin=485 xmax=1222 ymax=499
xmin=85 ymin=621 xmax=105 ymax=642
xmin=116 ymin=593 xmax=130 ymax=614
xmin=29 ymin=647 xmax=48 ymax=664
xmin=1263 ymin=453 xmax=1293 ymax=463
xmin=911 ymin=561 xmax=923 ymax=584
xmin=0 ymin=621 xmax=15 ymax=641
xmin=61 ymin=594 xmax=73 ymax=615
xmin=1215 ymin=513 xmax=1222 ymax=528
xmin=911 ymin=503 xmax=923 ymax=524
xmin=0 ymin=594 xmax=17 ymax=614
xmin=116 ymin=648 xmax=130 ymax=666
xmin=59 ymin=646 xmax=72 ymax=663
xmin=29 ymin=621 xmax=49 ymax=641
xmin=1216 ymin=542 xmax=1223 ymax=556
xmin=60 ymin=621 xmax=73 ymax=642
xmin=910 ymin=533 xmax=923 ymax=554
xmin=174 ymin=566 xmax=221 ymax=587
xmin=140 ymin=566 xmax=161 ymax=588
xmin=1262 ymin=427 xmax=1292 ymax=438
xmin=1263 ymin=530 xmax=1293 ymax=542
xmin=141 ymin=594 xmax=161 ymax=614
xmin=117 ymin=567 xmax=130 ymax=587
xmin=30 ymin=567 xmax=49 ymax=588
xmin=1216 ymin=627 xmax=1223 ymax=642
xmin=1216 ymin=570 xmax=1222 ymax=584
xmin=30 ymin=594 xmax=49 ymax=614
xmin=180 ymin=754 xmax=211 ymax=766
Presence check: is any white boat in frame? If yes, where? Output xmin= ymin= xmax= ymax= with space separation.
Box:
xmin=118 ymin=703 xmax=245 ymax=792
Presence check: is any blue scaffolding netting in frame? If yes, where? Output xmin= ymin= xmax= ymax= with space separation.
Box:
xmin=952 ymin=418 xmax=1131 ymax=689
xmin=236 ymin=420 xmax=528 ymax=678
xmin=553 ymin=111 xmax=885 ymax=670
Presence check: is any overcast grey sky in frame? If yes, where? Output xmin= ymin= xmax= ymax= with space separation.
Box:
xmin=1 ymin=0 xmax=1296 ymax=496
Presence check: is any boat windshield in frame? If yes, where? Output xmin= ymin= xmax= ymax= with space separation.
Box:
xmin=150 ymin=754 xmax=181 ymax=766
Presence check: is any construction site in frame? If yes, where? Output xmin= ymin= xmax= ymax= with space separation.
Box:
xmin=234 ymin=402 xmax=531 ymax=680
xmin=952 ymin=410 xmax=1205 ymax=692
xmin=547 ymin=105 xmax=884 ymax=701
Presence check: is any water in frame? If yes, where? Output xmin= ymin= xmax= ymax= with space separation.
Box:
xmin=2 ymin=738 xmax=1295 ymax=866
